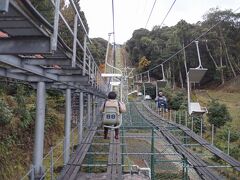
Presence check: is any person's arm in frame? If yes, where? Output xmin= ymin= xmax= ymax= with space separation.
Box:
xmin=163 ymin=96 xmax=167 ymax=102
xmin=99 ymin=101 xmax=106 ymax=112
xmin=119 ymin=102 xmax=126 ymax=113
xmin=155 ymin=97 xmax=158 ymax=102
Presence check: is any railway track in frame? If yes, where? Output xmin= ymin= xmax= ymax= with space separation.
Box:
xmin=134 ymin=101 xmax=221 ymax=180
xmin=142 ymin=101 xmax=240 ymax=172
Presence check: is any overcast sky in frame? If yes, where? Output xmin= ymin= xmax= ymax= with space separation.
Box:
xmin=80 ymin=0 xmax=240 ymax=44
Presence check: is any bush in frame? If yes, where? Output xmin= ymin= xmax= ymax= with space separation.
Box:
xmin=207 ymin=100 xmax=231 ymax=128
xmin=0 ymin=99 xmax=13 ymax=125
xmin=14 ymin=85 xmax=33 ymax=128
xmin=217 ymin=127 xmax=240 ymax=142
xmin=170 ymin=91 xmax=187 ymax=110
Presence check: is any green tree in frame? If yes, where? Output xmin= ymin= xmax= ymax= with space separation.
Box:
xmin=207 ymin=100 xmax=231 ymax=128
xmin=89 ymin=38 xmax=108 ymax=65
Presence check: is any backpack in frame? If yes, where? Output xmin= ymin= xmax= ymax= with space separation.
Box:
xmin=157 ymin=96 xmax=165 ymax=108
xmin=102 ymin=101 xmax=120 ymax=125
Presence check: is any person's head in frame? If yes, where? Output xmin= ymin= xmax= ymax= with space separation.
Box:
xmin=158 ymin=91 xmax=163 ymax=96
xmin=108 ymin=91 xmax=117 ymax=99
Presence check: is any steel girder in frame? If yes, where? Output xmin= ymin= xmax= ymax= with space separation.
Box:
xmin=0 ymin=37 xmax=51 ymax=54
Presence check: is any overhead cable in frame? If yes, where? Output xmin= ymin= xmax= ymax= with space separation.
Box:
xmin=112 ymin=0 xmax=116 ymax=67
xmin=159 ymin=0 xmax=177 ymax=28
xmin=134 ymin=5 xmax=240 ymax=77
xmin=145 ymin=0 xmax=157 ymax=28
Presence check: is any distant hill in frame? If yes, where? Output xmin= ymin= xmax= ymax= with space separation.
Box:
xmin=125 ymin=9 xmax=240 ymax=88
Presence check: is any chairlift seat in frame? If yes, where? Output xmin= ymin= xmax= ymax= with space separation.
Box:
xmin=157 ymin=79 xmax=167 ymax=87
xmin=189 ymin=102 xmax=207 ymax=116
xmin=103 ymin=106 xmax=120 ymax=126
xmin=134 ymin=81 xmax=143 ymax=85
xmin=188 ymin=68 xmax=207 ymax=83
xmin=128 ymin=90 xmax=138 ymax=95
xmin=144 ymin=82 xmax=153 ymax=86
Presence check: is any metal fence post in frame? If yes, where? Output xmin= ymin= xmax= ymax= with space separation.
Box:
xmin=51 ymin=0 xmax=61 ymax=51
xmin=227 ymin=129 xmax=231 ymax=155
xmin=50 ymin=146 xmax=54 ymax=180
xmin=151 ymin=128 xmax=155 ymax=180
xmin=121 ymin=127 xmax=124 ymax=171
xmin=185 ymin=111 xmax=187 ymax=127
xmin=169 ymin=109 xmax=172 ymax=121
xmin=179 ymin=111 xmax=181 ymax=124
xmin=0 ymin=0 xmax=9 ymax=13
xmin=174 ymin=111 xmax=177 ymax=123
xmin=211 ymin=124 xmax=214 ymax=145
xmin=72 ymin=14 xmax=78 ymax=67
xmin=30 ymin=164 xmax=34 ymax=180
xmin=87 ymin=93 xmax=91 ymax=129
xmin=64 ymin=88 xmax=71 ymax=164
xmin=82 ymin=35 xmax=87 ymax=76
xmin=33 ymin=82 xmax=46 ymax=178
xmin=182 ymin=157 xmax=188 ymax=180
xmin=191 ymin=116 xmax=193 ymax=132
xmin=78 ymin=91 xmax=84 ymax=144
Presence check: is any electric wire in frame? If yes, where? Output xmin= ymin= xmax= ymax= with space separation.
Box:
xmin=112 ymin=0 xmax=116 ymax=68
xmin=145 ymin=0 xmax=157 ymax=28
xmin=159 ymin=0 xmax=177 ymax=28
xmin=134 ymin=5 xmax=240 ymax=78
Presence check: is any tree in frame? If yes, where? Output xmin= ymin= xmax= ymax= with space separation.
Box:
xmin=207 ymin=100 xmax=231 ymax=128
xmin=138 ymin=56 xmax=151 ymax=71
xmin=89 ymin=38 xmax=108 ymax=65
xmin=126 ymin=9 xmax=240 ymax=86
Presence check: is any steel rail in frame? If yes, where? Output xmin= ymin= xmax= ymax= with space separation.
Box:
xmin=134 ymin=102 xmax=221 ymax=180
xmin=142 ymin=102 xmax=240 ymax=172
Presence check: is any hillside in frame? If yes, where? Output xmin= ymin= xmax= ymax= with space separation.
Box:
xmin=196 ymin=76 xmax=240 ymax=129
xmin=126 ymin=9 xmax=240 ymax=87
xmin=192 ymin=77 xmax=240 ymax=162
xmin=0 ymin=83 xmax=65 ymax=179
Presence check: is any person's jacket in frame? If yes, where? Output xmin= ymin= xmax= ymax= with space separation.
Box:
xmin=155 ymin=96 xmax=167 ymax=103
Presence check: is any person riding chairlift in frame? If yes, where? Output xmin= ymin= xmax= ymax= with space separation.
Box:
xmin=155 ymin=91 xmax=168 ymax=112
xmin=100 ymin=91 xmax=126 ymax=139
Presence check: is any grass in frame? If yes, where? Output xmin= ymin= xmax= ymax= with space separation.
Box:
xmin=193 ymin=84 xmax=240 ymax=178
xmin=195 ymin=89 xmax=240 ymax=130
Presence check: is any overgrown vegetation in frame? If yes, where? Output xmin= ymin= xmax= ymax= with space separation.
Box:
xmin=0 ymin=81 xmax=64 ymax=179
xmin=207 ymin=99 xmax=231 ymax=128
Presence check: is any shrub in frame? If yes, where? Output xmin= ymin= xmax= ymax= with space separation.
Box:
xmin=14 ymin=85 xmax=33 ymax=128
xmin=170 ymin=91 xmax=187 ymax=110
xmin=217 ymin=127 xmax=239 ymax=142
xmin=207 ymin=100 xmax=231 ymax=128
xmin=0 ymin=99 xmax=13 ymax=125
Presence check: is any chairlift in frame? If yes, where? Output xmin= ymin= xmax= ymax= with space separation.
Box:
xmin=189 ymin=102 xmax=208 ymax=116
xmin=103 ymin=106 xmax=122 ymax=129
xmin=187 ymin=41 xmax=208 ymax=116
xmin=144 ymin=71 xmax=152 ymax=86
xmin=143 ymin=71 xmax=153 ymax=99
xmin=134 ymin=74 xmax=143 ymax=85
xmin=157 ymin=64 xmax=167 ymax=86
xmin=156 ymin=64 xmax=167 ymax=96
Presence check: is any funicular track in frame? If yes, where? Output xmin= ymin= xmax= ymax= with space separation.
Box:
xmin=133 ymin=101 xmax=240 ymax=179
xmin=58 ymin=126 xmax=98 ymax=180
xmin=134 ymin=101 xmax=221 ymax=180
xmin=142 ymin=102 xmax=240 ymax=172
xmin=58 ymin=129 xmax=122 ymax=180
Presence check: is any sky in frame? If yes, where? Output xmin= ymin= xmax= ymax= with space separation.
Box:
xmin=80 ymin=0 xmax=240 ymax=44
